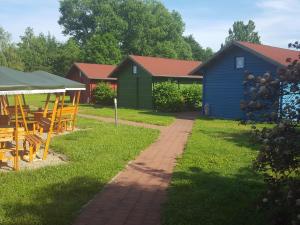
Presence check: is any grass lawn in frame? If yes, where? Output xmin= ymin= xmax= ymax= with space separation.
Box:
xmin=79 ymin=105 xmax=176 ymax=126
xmin=10 ymin=94 xmax=175 ymax=126
xmin=0 ymin=118 xmax=159 ymax=225
xmin=163 ymin=118 xmax=266 ymax=225
xmin=7 ymin=94 xmax=68 ymax=109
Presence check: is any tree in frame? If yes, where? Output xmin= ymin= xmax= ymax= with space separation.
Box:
xmin=18 ymin=27 xmax=60 ymax=72
xmin=0 ymin=26 xmax=24 ymax=70
xmin=225 ymin=20 xmax=261 ymax=45
xmin=184 ymin=35 xmax=213 ymax=61
xmin=53 ymin=38 xmax=81 ymax=75
xmin=82 ymin=33 xmax=122 ymax=65
xmin=59 ymin=0 xmax=193 ymax=60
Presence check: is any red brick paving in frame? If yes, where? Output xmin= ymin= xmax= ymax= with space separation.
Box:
xmin=73 ymin=112 xmax=198 ymax=225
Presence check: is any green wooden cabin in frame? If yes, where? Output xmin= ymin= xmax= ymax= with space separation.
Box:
xmin=111 ymin=55 xmax=202 ymax=109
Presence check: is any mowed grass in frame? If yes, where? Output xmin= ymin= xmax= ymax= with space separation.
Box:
xmin=79 ymin=105 xmax=175 ymax=126
xmin=11 ymin=94 xmax=175 ymax=126
xmin=0 ymin=118 xmax=159 ymax=225
xmin=163 ymin=118 xmax=266 ymax=225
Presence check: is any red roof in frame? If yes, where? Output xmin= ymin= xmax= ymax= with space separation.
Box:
xmin=237 ymin=41 xmax=299 ymax=66
xmin=74 ymin=63 xmax=116 ymax=80
xmin=128 ymin=55 xmax=201 ymax=77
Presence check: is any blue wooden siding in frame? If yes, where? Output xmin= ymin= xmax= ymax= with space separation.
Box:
xmin=202 ymin=46 xmax=277 ymax=119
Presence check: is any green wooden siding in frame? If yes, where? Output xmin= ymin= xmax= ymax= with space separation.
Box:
xmin=117 ymin=62 xmax=153 ymax=109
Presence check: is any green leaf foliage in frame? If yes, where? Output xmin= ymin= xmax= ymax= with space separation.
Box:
xmin=181 ymin=84 xmax=202 ymax=110
xmin=225 ymin=20 xmax=261 ymax=45
xmin=52 ymin=38 xmax=81 ymax=75
xmin=92 ymin=82 xmax=116 ymax=105
xmin=59 ymin=0 xmax=194 ymax=60
xmin=0 ymin=26 xmax=24 ymax=70
xmin=82 ymin=33 xmax=122 ymax=65
xmin=153 ymin=81 xmax=184 ymax=112
xmin=17 ymin=27 xmax=60 ymax=72
xmin=184 ymin=35 xmax=214 ymax=62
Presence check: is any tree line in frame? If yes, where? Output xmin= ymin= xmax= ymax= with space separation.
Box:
xmin=0 ymin=0 xmax=261 ymax=76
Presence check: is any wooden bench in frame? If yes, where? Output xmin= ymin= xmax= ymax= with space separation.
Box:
xmin=24 ymin=117 xmax=52 ymax=162
xmin=0 ymin=127 xmax=25 ymax=170
xmin=55 ymin=106 xmax=77 ymax=133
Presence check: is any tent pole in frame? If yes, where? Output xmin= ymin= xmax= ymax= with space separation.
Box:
xmin=22 ymin=94 xmax=26 ymax=106
xmin=14 ymin=95 xmax=19 ymax=171
xmin=57 ymin=92 xmax=65 ymax=133
xmin=72 ymin=93 xmax=76 ymax=106
xmin=0 ymin=96 xmax=3 ymax=115
xmin=42 ymin=94 xmax=59 ymax=160
xmin=72 ymin=91 xmax=80 ymax=131
xmin=43 ymin=94 xmax=51 ymax=117
xmin=5 ymin=95 xmax=9 ymax=106
xmin=17 ymin=95 xmax=28 ymax=133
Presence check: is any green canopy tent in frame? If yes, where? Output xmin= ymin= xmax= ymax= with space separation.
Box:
xmin=0 ymin=66 xmax=85 ymax=170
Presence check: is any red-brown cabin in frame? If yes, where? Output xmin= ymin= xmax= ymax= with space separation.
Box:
xmin=66 ymin=63 xmax=117 ymax=103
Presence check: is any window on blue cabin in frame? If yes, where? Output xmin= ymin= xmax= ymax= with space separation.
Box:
xmin=236 ymin=57 xmax=245 ymax=69
xmin=133 ymin=65 xmax=138 ymax=75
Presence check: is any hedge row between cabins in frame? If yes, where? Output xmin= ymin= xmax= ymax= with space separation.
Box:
xmin=114 ymin=60 xmax=202 ymax=110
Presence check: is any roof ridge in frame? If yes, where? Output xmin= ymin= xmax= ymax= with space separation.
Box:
xmin=75 ymin=62 xmax=116 ymax=66
xmin=236 ymin=41 xmax=299 ymax=53
xmin=129 ymin=55 xmax=201 ymax=63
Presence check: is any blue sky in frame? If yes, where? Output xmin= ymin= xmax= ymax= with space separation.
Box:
xmin=0 ymin=0 xmax=299 ymax=51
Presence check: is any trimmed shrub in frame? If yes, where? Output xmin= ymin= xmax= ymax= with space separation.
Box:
xmin=153 ymin=81 xmax=184 ymax=112
xmin=181 ymin=84 xmax=202 ymax=110
xmin=92 ymin=82 xmax=116 ymax=105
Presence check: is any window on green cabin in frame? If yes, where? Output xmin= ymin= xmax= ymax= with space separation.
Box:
xmin=133 ymin=65 xmax=137 ymax=75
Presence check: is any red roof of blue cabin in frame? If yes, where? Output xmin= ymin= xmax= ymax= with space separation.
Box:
xmin=192 ymin=41 xmax=299 ymax=73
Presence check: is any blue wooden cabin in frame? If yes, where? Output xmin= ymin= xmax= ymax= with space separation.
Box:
xmin=191 ymin=41 xmax=299 ymax=119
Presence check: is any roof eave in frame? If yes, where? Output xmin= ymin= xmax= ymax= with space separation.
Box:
xmin=190 ymin=41 xmax=287 ymax=75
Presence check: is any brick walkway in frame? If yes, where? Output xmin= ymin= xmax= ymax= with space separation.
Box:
xmin=73 ymin=112 xmax=198 ymax=225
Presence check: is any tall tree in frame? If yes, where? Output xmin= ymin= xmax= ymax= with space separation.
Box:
xmin=0 ymin=26 xmax=24 ymax=70
xmin=82 ymin=33 xmax=122 ymax=65
xmin=184 ymin=35 xmax=213 ymax=61
xmin=59 ymin=0 xmax=193 ymax=60
xmin=53 ymin=38 xmax=82 ymax=75
xmin=18 ymin=27 xmax=60 ymax=72
xmin=225 ymin=20 xmax=261 ymax=45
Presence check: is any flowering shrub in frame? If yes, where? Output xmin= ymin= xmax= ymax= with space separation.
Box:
xmin=241 ymin=42 xmax=300 ymax=225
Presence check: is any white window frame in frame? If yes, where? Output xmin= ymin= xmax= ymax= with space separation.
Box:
xmin=133 ymin=65 xmax=138 ymax=75
xmin=236 ymin=57 xmax=245 ymax=69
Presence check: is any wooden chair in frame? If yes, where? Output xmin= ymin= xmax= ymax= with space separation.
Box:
xmin=24 ymin=118 xmax=52 ymax=162
xmin=55 ymin=106 xmax=77 ymax=133
xmin=0 ymin=115 xmax=10 ymax=126
xmin=6 ymin=105 xmax=30 ymax=117
xmin=0 ymin=127 xmax=25 ymax=170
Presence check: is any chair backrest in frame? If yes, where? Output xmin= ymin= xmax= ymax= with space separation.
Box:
xmin=0 ymin=127 xmax=14 ymax=142
xmin=56 ymin=106 xmax=76 ymax=117
xmin=0 ymin=115 xmax=10 ymax=126
xmin=6 ymin=105 xmax=30 ymax=118
xmin=38 ymin=117 xmax=52 ymax=131
xmin=0 ymin=127 xmax=25 ymax=143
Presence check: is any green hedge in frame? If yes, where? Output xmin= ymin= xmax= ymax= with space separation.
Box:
xmin=153 ymin=81 xmax=202 ymax=112
xmin=92 ymin=82 xmax=116 ymax=105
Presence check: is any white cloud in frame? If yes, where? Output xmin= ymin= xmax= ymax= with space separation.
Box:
xmin=255 ymin=0 xmax=300 ymax=48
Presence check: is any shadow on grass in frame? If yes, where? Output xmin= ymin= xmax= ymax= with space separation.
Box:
xmin=1 ymin=167 xmax=266 ymax=225
xmin=199 ymin=127 xmax=259 ymax=151
xmin=163 ymin=166 xmax=266 ymax=225
xmin=2 ymin=176 xmax=104 ymax=225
